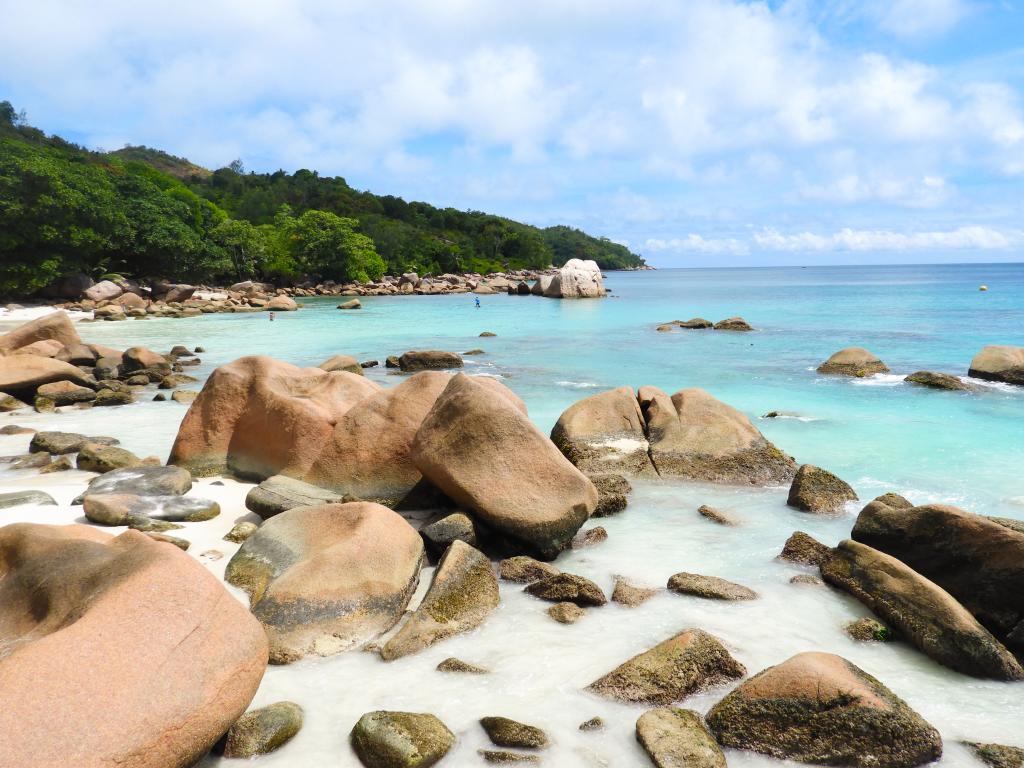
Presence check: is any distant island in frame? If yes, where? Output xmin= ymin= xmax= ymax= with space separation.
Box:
xmin=0 ymin=101 xmax=645 ymax=297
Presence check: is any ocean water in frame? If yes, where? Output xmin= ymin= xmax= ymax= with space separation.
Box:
xmin=1 ymin=262 xmax=1022 ymax=766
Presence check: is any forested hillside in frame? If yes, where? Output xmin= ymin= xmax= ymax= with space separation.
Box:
xmin=0 ymin=102 xmax=645 ymax=294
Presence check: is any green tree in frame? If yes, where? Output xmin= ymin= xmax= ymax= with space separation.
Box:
xmin=282 ymin=209 xmax=385 ymax=282
xmin=210 ymin=218 xmax=265 ymax=280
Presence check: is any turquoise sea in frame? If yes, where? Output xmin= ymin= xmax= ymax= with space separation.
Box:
xmin=3 ymin=263 xmax=1022 ymax=766
xmin=30 ymin=262 xmax=1024 ymax=517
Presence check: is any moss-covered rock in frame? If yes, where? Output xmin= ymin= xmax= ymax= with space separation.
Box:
xmin=588 ymin=628 xmax=745 ymax=705
xmin=436 ymin=657 xmax=488 ymax=674
xmin=76 ymin=443 xmax=143 ymax=474
xmin=588 ymin=472 xmax=631 ymax=517
xmin=667 ymin=572 xmax=757 ymax=601
xmin=697 ymin=504 xmax=738 ymax=526
xmin=420 ymin=512 xmax=477 ymax=559
xmin=381 ymin=540 xmax=498 ymax=660
xmin=350 ymin=711 xmax=454 ymax=768
xmin=480 ymin=716 xmax=549 ymax=749
xmin=498 ymin=556 xmax=559 ymax=584
xmin=525 ymin=572 xmax=607 ymax=606
xmin=817 ymin=347 xmax=889 ymax=377
xmin=779 ymin=531 xmax=831 ymax=567
xmin=636 ymin=707 xmax=726 ymax=768
xmin=706 ymin=652 xmax=942 ymax=767
xmin=548 ymin=602 xmax=585 ymax=624
xmin=787 ymin=464 xmax=858 ymax=513
xmin=611 ymin=576 xmax=658 ymax=607
xmin=220 ymin=701 xmax=303 ymax=758
xmin=905 ymin=371 xmax=971 ymax=391
xmin=963 ymin=741 xmax=1024 ymax=768
xmin=844 ymin=617 xmax=893 ymax=642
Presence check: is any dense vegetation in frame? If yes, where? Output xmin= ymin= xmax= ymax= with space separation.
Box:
xmin=0 ymin=102 xmax=645 ymax=294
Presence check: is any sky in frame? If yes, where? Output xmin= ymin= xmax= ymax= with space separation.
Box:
xmin=1 ymin=0 xmax=1023 ymax=267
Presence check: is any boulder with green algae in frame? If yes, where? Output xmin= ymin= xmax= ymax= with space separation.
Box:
xmin=906 ymin=370 xmax=971 ymax=391
xmin=381 ymin=540 xmax=499 ymax=661
xmin=964 ymin=742 xmax=1024 ymax=768
xmin=420 ymin=512 xmax=477 ymax=559
xmin=787 ymin=463 xmax=858 ymax=513
xmin=779 ymin=531 xmax=831 ymax=567
xmin=550 ymin=386 xmax=656 ymax=476
xmin=223 ymin=521 xmax=258 ymax=543
xmin=350 ymin=711 xmax=454 ymax=768
xmin=588 ymin=472 xmax=631 ymax=516
xmin=636 ymin=707 xmax=726 ymax=768
xmin=707 ymin=652 xmax=942 ymax=767
xmin=480 ymin=716 xmax=549 ymax=749
xmin=76 ymin=443 xmax=142 ymax=473
xmin=30 ymin=430 xmax=118 ymax=454
xmin=821 ymin=540 xmax=1023 ymax=680
xmin=436 ymin=657 xmax=488 ymax=674
xmin=588 ymin=628 xmax=745 ymax=705
xmin=844 ymin=617 xmax=892 ymax=642
xmin=548 ymin=601 xmax=585 ymax=624
xmin=667 ymin=572 xmax=757 ymax=601
xmin=526 ymin=572 xmax=607 ymax=607
xmin=498 ymin=555 xmax=559 ymax=584
xmin=479 ymin=750 xmax=539 ymax=763
xmin=817 ymin=347 xmax=889 ymax=377
xmin=611 ymin=576 xmax=658 ymax=607
xmin=220 ymin=701 xmax=303 ymax=758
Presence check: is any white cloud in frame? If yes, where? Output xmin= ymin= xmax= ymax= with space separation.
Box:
xmin=644 ymin=234 xmax=750 ymax=255
xmin=753 ymin=226 xmax=1023 ymax=251
xmin=872 ymin=0 xmax=971 ymax=39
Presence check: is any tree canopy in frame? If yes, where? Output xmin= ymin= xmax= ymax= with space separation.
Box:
xmin=0 ymin=102 xmax=645 ymax=294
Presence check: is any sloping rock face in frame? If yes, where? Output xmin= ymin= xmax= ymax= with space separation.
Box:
xmin=225 ymin=502 xmax=423 ymax=663
xmin=0 ymin=356 xmax=94 ymax=396
xmin=852 ymin=501 xmax=1024 ymax=653
xmin=411 ymin=374 xmax=596 ymax=559
xmin=817 ymin=347 xmax=889 ymax=377
xmin=968 ymin=345 xmax=1024 ymax=385
xmin=380 ymin=540 xmax=499 ymax=660
xmin=0 ymin=311 xmax=81 ymax=355
xmin=821 ymin=540 xmax=1023 ymax=680
xmin=0 ymin=524 xmax=267 ymax=768
xmin=168 ymin=355 xmax=380 ymax=478
xmin=640 ymin=386 xmax=796 ymax=484
xmin=302 ymin=372 xmax=471 ymax=506
xmin=319 ymin=354 xmax=363 ymax=375
xmin=543 ymin=258 xmax=606 ymax=298
xmin=550 ymin=387 xmax=656 ymax=476
xmin=706 ymin=652 xmax=942 ymax=768
xmin=588 ymin=629 xmax=745 ymax=705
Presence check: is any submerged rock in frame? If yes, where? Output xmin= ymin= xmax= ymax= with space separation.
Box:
xmin=844 ymin=617 xmax=893 ymax=642
xmin=411 ymin=373 xmax=596 ymax=559
xmin=588 ymin=628 xmax=745 ymax=705
xmin=480 ymin=716 xmax=549 ymax=749
xmin=498 ymin=556 xmax=559 ymax=584
xmin=964 ymin=742 xmax=1024 ymax=768
xmin=436 ymin=657 xmax=489 ymax=675
xmin=245 ymin=474 xmax=348 ymax=520
xmin=667 ymin=572 xmax=757 ymax=601
xmin=636 ymin=708 xmax=726 ymax=768
xmin=220 ymin=701 xmax=304 ymax=758
xmin=548 ymin=601 xmax=585 ymax=624
xmin=968 ymin=345 xmax=1024 ymax=385
xmin=226 ymin=502 xmax=423 ymax=663
xmin=787 ymin=464 xmax=858 ymax=513
xmin=350 ymin=711 xmax=454 ymax=768
xmin=713 ymin=316 xmax=753 ymax=331
xmin=639 ymin=386 xmax=796 ymax=485
xmin=905 ymin=371 xmax=971 ymax=391
xmin=706 ymin=652 xmax=942 ymax=767
xmin=0 ymin=524 xmax=267 ymax=768
xmin=550 ymin=386 xmax=655 ymax=475
xmin=821 ymin=540 xmax=1023 ymax=680
xmin=817 ymin=347 xmax=889 ymax=377
xmin=381 ymin=540 xmax=499 ymax=660
xmin=525 ymin=573 xmax=607 ymax=606
xmin=779 ymin=531 xmax=832 ymax=567
xmin=398 ymin=350 xmax=464 ymax=372
xmin=696 ymin=504 xmax=737 ymax=526
xmin=611 ymin=577 xmax=658 ymax=607
xmin=0 ymin=490 xmax=57 ymax=509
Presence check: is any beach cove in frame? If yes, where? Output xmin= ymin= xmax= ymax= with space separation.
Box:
xmin=2 ymin=263 xmax=1023 ymax=767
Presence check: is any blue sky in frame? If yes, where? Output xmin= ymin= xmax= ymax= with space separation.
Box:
xmin=1 ymin=0 xmax=1023 ymax=266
